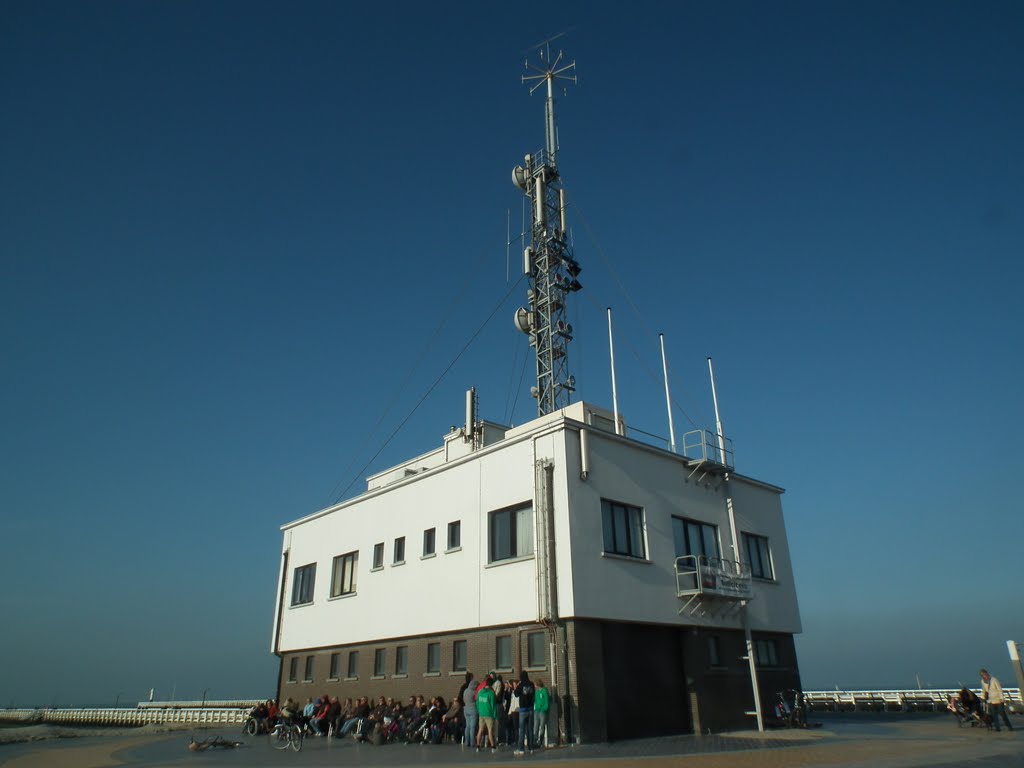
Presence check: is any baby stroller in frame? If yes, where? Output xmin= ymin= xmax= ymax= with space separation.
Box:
xmin=948 ymin=690 xmax=989 ymax=728
xmin=405 ymin=716 xmax=430 ymax=744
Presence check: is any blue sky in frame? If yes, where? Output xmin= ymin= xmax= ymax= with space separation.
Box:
xmin=1 ymin=0 xmax=1021 ymax=707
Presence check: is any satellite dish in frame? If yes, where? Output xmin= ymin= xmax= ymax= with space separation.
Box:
xmin=514 ymin=307 xmax=534 ymax=335
xmin=512 ymin=165 xmax=529 ymax=191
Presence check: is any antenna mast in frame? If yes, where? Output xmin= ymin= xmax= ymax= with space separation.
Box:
xmin=512 ymin=45 xmax=580 ymax=416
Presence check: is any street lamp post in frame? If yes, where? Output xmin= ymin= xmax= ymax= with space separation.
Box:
xmin=201 ymin=688 xmax=210 ymax=709
xmin=114 ymin=692 xmax=122 ymax=709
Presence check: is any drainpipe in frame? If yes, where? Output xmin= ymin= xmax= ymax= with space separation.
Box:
xmin=709 ymin=358 xmax=763 ymax=731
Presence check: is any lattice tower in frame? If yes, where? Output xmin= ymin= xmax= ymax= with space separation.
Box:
xmin=512 ymin=48 xmax=580 ymax=416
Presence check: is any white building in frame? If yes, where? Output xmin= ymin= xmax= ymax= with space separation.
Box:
xmin=272 ymin=398 xmax=802 ymax=740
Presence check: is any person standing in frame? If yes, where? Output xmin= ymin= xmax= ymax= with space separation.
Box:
xmin=463 ymin=673 xmax=479 ymax=747
xmin=476 ymin=675 xmax=498 ymax=752
xmin=505 ymin=678 xmax=519 ymax=746
xmin=980 ymin=668 xmax=1014 ymax=731
xmin=534 ymin=678 xmax=550 ymax=747
xmin=513 ymin=670 xmax=535 ymax=755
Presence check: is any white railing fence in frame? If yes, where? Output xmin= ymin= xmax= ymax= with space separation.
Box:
xmin=804 ymin=688 xmax=1022 ymax=713
xmin=0 ymin=704 xmax=260 ymax=727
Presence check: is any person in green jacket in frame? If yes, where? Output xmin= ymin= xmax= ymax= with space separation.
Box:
xmin=534 ymin=679 xmax=550 ymax=747
xmin=476 ymin=675 xmax=498 ymax=751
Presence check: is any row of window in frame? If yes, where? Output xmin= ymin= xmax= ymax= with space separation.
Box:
xmin=291 ymin=501 xmax=774 ymax=607
xmin=286 ymin=633 xmax=548 ymax=684
xmin=287 ymin=633 xmax=779 ymax=684
xmin=601 ymin=500 xmax=775 ymax=579
xmin=292 ymin=521 xmax=465 ymax=605
xmin=371 ymin=519 xmax=463 ymax=570
xmin=705 ymin=636 xmax=780 ymax=668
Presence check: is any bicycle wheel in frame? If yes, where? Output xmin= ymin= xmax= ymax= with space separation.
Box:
xmin=271 ymin=726 xmax=291 ymax=750
xmin=242 ymin=718 xmax=258 ymax=736
xmin=290 ymin=724 xmax=304 ymax=752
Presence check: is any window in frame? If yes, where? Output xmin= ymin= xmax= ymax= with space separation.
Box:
xmin=291 ymin=563 xmax=316 ymax=605
xmin=304 ymin=655 xmax=314 ymax=682
xmin=755 ymin=638 xmax=779 ymax=667
xmin=672 ymin=517 xmax=720 ymax=561
xmin=288 ymin=657 xmax=298 ymax=683
xmin=447 ymin=520 xmax=461 ymax=551
xmin=422 ymin=528 xmax=436 ymax=557
xmin=330 ymin=551 xmax=358 ymax=597
xmin=742 ymin=532 xmax=774 ymax=579
xmin=393 ymin=536 xmax=406 ymax=565
xmin=708 ymin=636 xmax=722 ymax=667
xmin=395 ymin=646 xmax=408 ymax=676
xmin=329 ymin=653 xmax=341 ymax=680
xmin=347 ymin=651 xmax=359 ymax=679
xmin=372 ymin=542 xmax=384 ymax=569
xmin=526 ymin=631 xmax=546 ymax=668
xmin=452 ymin=640 xmax=467 ymax=672
xmin=601 ymin=500 xmax=646 ymax=558
xmin=496 ymin=636 xmax=512 ymax=671
xmin=489 ymin=503 xmax=533 ymax=562
xmin=426 ymin=642 xmax=441 ymax=674
xmin=374 ymin=649 xmax=386 ymax=677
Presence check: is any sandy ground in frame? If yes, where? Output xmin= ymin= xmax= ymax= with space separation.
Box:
xmin=0 ymin=716 xmax=1018 ymax=768
xmin=0 ymin=735 xmax=164 ymax=768
xmin=0 ymin=724 xmax=205 ymax=768
xmin=0 ymin=723 xmax=197 ymax=746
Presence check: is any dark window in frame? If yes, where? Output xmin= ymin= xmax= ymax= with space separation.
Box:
xmin=447 ymin=521 xmax=461 ymax=550
xmin=374 ymin=649 xmax=386 ymax=677
xmin=601 ymin=500 xmax=646 ymax=558
xmin=330 ymin=551 xmax=358 ymax=596
xmin=347 ymin=651 xmax=359 ymax=679
xmin=291 ymin=563 xmax=316 ymax=605
xmin=496 ymin=636 xmax=512 ymax=670
xmin=304 ymin=655 xmax=314 ymax=682
xmin=393 ymin=537 xmax=406 ymax=564
xmin=426 ymin=643 xmax=441 ymax=674
xmin=755 ymin=638 xmax=779 ymax=666
xmin=708 ymin=636 xmax=722 ymax=667
xmin=452 ymin=640 xmax=467 ymax=672
xmin=489 ymin=503 xmax=534 ymax=562
xmin=395 ymin=646 xmax=408 ymax=675
xmin=423 ymin=528 xmax=436 ymax=557
xmin=329 ymin=653 xmax=341 ymax=680
xmin=526 ymin=631 xmax=546 ymax=668
xmin=742 ymin=532 xmax=773 ymax=579
xmin=288 ymin=657 xmax=298 ymax=683
xmin=372 ymin=542 xmax=384 ymax=569
xmin=672 ymin=517 xmax=720 ymax=561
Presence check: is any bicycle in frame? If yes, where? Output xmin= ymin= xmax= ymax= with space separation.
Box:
xmin=772 ymin=689 xmax=807 ymax=728
xmin=270 ymin=719 xmax=304 ymax=752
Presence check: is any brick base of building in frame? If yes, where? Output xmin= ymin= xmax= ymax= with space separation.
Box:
xmin=276 ymin=619 xmax=801 ymax=743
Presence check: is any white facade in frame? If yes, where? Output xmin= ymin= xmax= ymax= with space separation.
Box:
xmin=273 ymin=400 xmax=801 ymax=654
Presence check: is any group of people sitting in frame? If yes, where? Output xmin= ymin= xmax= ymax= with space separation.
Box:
xmin=246 ymin=669 xmax=552 ymax=750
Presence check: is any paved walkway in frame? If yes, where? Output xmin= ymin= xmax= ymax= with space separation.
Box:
xmin=0 ymin=713 xmax=1018 ymax=768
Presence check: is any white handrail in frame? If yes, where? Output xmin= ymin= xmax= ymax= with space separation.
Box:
xmin=803 ymin=688 xmax=1022 ymax=712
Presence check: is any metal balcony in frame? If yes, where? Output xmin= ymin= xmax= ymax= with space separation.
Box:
xmin=675 ymin=555 xmax=752 ymax=617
